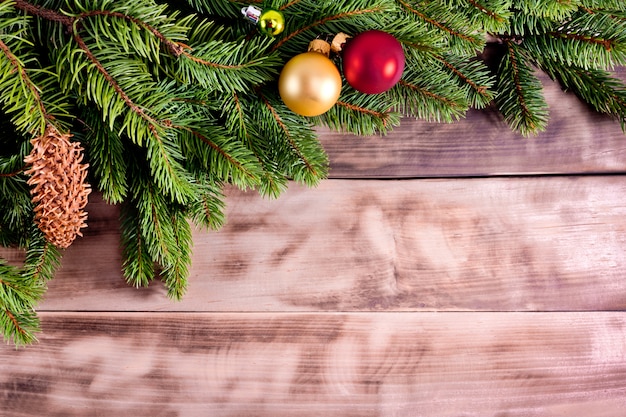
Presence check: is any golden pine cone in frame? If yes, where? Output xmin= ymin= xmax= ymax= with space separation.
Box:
xmin=24 ymin=125 xmax=92 ymax=249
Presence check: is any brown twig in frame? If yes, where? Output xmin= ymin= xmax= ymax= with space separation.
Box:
xmin=0 ymin=37 xmax=49 ymax=122
xmin=396 ymin=0 xmax=481 ymax=44
xmin=12 ymin=0 xmax=234 ymax=127
xmin=173 ymin=123 xmax=258 ymax=181
xmin=335 ymin=101 xmax=391 ymax=128
xmin=3 ymin=309 xmax=28 ymax=337
xmin=467 ymin=0 xmax=506 ymax=23
xmin=14 ymin=0 xmax=72 ymax=26
xmin=549 ymin=31 xmax=615 ymax=51
xmin=434 ymin=55 xmax=490 ymax=97
xmin=271 ymin=7 xmax=385 ymax=51
xmin=398 ymin=80 xmax=461 ymax=108
xmin=259 ymin=94 xmax=316 ymax=176
xmin=505 ymin=40 xmax=533 ymax=128
xmin=76 ymin=10 xmax=186 ymax=56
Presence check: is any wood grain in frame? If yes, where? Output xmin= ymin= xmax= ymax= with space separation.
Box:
xmin=3 ymin=175 xmax=622 ymax=312
xmin=1 ymin=66 xmax=624 ymax=417
xmin=1 ymin=312 xmax=625 ymax=417
xmin=320 ymin=71 xmax=626 ymax=178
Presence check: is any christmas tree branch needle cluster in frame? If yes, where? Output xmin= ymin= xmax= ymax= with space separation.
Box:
xmin=1 ymin=0 xmax=626 ymax=346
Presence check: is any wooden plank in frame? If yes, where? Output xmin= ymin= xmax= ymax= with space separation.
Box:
xmin=1 ymin=312 xmax=625 ymax=417
xmin=320 ymin=70 xmax=626 ymax=178
xmin=4 ymin=175 xmax=624 ymax=312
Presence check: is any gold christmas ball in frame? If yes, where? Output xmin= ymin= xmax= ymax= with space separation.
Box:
xmin=278 ymin=51 xmax=342 ymax=117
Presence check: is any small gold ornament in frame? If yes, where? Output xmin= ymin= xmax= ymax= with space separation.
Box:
xmin=278 ymin=39 xmax=342 ymax=117
xmin=24 ymin=125 xmax=91 ymax=248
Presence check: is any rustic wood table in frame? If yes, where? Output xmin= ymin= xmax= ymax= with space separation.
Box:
xmin=2 ymin=72 xmax=626 ymax=416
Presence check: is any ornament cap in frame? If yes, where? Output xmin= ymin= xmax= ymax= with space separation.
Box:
xmin=241 ymin=5 xmax=262 ymax=24
xmin=331 ymin=32 xmax=351 ymax=53
xmin=308 ymin=39 xmax=331 ymax=57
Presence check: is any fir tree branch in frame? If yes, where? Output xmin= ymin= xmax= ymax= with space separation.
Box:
xmin=535 ymin=57 xmax=626 ymax=129
xmin=521 ymin=10 xmax=626 ymax=69
xmin=14 ymin=1 xmax=165 ymax=134
xmin=454 ymin=0 xmax=512 ymax=33
xmin=144 ymin=129 xmax=196 ymax=204
xmin=160 ymin=209 xmax=191 ymax=300
xmin=467 ymin=0 xmax=506 ymax=22
xmin=396 ymin=0 xmax=482 ymax=45
xmin=59 ymin=32 xmax=194 ymax=204
xmin=434 ymin=55 xmax=491 ymax=99
xmin=186 ymin=176 xmax=225 ymax=230
xmin=15 ymin=0 xmax=183 ymax=57
xmin=320 ymin=91 xmax=401 ymax=135
xmin=120 ymin=202 xmax=155 ymax=288
xmin=260 ymin=95 xmax=319 ymax=179
xmin=335 ymin=101 xmax=393 ymax=127
xmin=175 ymin=124 xmax=261 ymax=186
xmin=70 ymin=34 xmax=159 ymax=127
xmin=125 ymin=175 xmax=192 ymax=298
xmin=0 ymin=168 xmax=24 ymax=177
xmin=0 ymin=8 xmax=62 ymax=136
xmin=0 ymin=276 xmax=28 ymax=296
xmin=0 ymin=233 xmax=59 ymax=345
xmin=1 ymin=307 xmax=35 ymax=345
xmin=232 ymin=92 xmax=248 ymax=138
xmin=13 ymin=0 xmax=72 ymax=26
xmin=13 ymin=2 xmax=175 ymax=137
xmin=548 ymin=30 xmax=615 ymax=52
xmin=219 ymin=92 xmax=291 ymax=198
xmin=0 ymin=255 xmax=44 ymax=346
xmin=75 ymin=10 xmax=186 ymax=56
xmin=3 ymin=308 xmax=25 ymax=334
xmin=272 ymin=6 xmax=387 ymax=51
xmin=393 ymin=78 xmax=467 ymax=123
xmin=279 ymin=0 xmax=303 ymax=10
xmin=495 ymin=40 xmax=549 ymax=136
xmin=143 ymin=184 xmax=174 ymax=261
xmin=22 ymin=233 xmax=62 ymax=283
xmin=0 ymin=39 xmax=48 ymax=125
xmin=398 ymin=79 xmax=462 ymax=109
xmin=512 ymin=0 xmax=579 ymax=20
xmin=33 ymin=3 xmax=276 ymax=86
xmin=572 ymin=68 xmax=626 ymax=112
xmin=0 ymin=173 xmax=32 ymax=247
xmin=505 ymin=40 xmax=531 ymax=121
xmin=172 ymin=34 xmax=281 ymax=91
xmin=79 ymin=112 xmax=129 ymax=204
xmin=180 ymin=47 xmax=267 ymax=70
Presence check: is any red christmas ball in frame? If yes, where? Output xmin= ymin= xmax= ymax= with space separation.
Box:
xmin=342 ymin=30 xmax=405 ymax=94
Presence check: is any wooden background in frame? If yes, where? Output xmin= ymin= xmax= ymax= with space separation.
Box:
xmin=2 ymin=71 xmax=626 ymax=416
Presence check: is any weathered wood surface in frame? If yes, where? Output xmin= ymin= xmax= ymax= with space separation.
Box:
xmin=2 ymin=69 xmax=626 ymax=416
xmin=9 ymin=176 xmax=623 ymax=312
xmin=320 ymin=71 xmax=626 ymax=178
xmin=2 ymin=312 xmax=626 ymax=417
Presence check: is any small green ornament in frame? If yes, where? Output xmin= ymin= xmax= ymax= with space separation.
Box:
xmin=258 ymin=9 xmax=285 ymax=36
xmin=241 ymin=5 xmax=285 ymax=37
